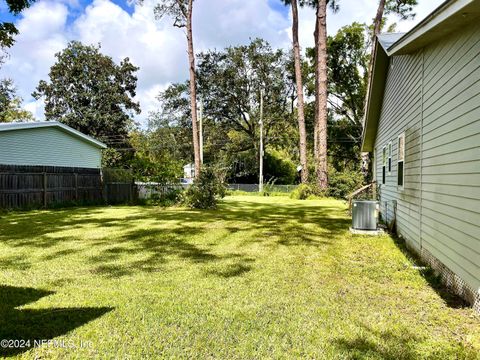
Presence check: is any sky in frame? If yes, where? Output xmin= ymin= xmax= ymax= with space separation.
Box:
xmin=0 ymin=0 xmax=444 ymax=125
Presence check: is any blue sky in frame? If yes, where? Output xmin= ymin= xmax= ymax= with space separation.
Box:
xmin=0 ymin=0 xmax=135 ymax=22
xmin=0 ymin=0 xmax=443 ymax=123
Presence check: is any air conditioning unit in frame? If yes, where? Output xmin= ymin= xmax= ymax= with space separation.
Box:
xmin=352 ymin=200 xmax=378 ymax=231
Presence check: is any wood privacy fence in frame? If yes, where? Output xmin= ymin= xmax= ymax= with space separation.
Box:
xmin=0 ymin=165 xmax=136 ymax=209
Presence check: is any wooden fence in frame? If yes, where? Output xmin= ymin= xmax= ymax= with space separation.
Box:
xmin=0 ymin=165 xmax=136 ymax=209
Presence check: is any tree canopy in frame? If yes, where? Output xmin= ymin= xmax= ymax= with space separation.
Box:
xmin=0 ymin=79 xmax=34 ymax=122
xmin=0 ymin=0 xmax=35 ymax=51
xmin=33 ymin=41 xmax=141 ymax=141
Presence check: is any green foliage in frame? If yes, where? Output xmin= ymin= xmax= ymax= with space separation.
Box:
xmin=264 ymin=149 xmax=298 ymax=185
xmin=303 ymin=23 xmax=370 ymax=172
xmin=33 ymin=41 xmax=140 ymax=142
xmin=290 ymin=168 xmax=363 ymax=200
xmin=149 ymin=189 xmax=183 ymax=207
xmin=153 ymin=0 xmax=189 ymax=27
xmin=290 ymin=183 xmax=319 ymax=200
xmin=129 ymin=129 xmax=183 ymax=183
xmin=101 ymin=148 xmax=124 ymax=168
xmin=385 ymin=0 xmax=418 ymax=20
xmin=327 ymin=167 xmax=364 ymax=199
xmin=0 ymin=79 xmax=34 ymax=122
xmin=0 ymin=1 xmax=35 ymax=52
xmin=183 ymin=166 xmax=226 ymax=209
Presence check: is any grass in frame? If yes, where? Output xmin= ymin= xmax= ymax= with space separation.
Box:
xmin=0 ymin=196 xmax=478 ymax=359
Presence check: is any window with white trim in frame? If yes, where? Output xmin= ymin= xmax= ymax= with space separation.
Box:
xmin=382 ymin=146 xmax=386 ymax=185
xmin=398 ymin=133 xmax=405 ymax=187
xmin=388 ymin=142 xmax=392 ymax=174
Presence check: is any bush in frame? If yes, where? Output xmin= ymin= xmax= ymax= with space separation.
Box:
xmin=183 ymin=166 xmax=226 ymax=209
xmin=290 ymin=168 xmax=364 ymax=200
xmin=327 ymin=168 xmax=364 ymax=199
xmin=290 ymin=184 xmax=319 ymax=200
xmin=150 ymin=189 xmax=183 ymax=207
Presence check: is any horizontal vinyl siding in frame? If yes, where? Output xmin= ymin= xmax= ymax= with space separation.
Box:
xmin=374 ymin=52 xmax=423 ymax=250
xmin=420 ymin=20 xmax=480 ymax=292
xmin=0 ymin=127 xmax=102 ymax=168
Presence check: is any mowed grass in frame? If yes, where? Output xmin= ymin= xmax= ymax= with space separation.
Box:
xmin=0 ymin=196 xmax=478 ymax=359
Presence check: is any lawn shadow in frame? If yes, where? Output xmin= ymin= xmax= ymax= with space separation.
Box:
xmin=0 ymin=198 xmax=351 ymax=279
xmin=390 ymin=236 xmax=469 ymax=309
xmin=333 ymin=322 xmax=421 ymax=360
xmin=0 ymin=285 xmax=113 ymax=357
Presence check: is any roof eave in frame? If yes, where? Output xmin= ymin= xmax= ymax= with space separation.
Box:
xmin=361 ymin=41 xmax=390 ymax=153
xmin=0 ymin=121 xmax=107 ymax=149
xmin=388 ymin=0 xmax=480 ymax=55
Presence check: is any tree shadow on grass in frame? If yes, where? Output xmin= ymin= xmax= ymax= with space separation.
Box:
xmin=333 ymin=322 xmax=421 ymax=360
xmin=0 ymin=285 xmax=112 ymax=357
xmin=390 ymin=236 xmax=470 ymax=309
xmin=0 ymin=199 xmax=350 ymax=279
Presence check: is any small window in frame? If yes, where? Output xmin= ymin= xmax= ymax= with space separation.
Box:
xmin=398 ymin=133 xmax=405 ymax=187
xmin=388 ymin=142 xmax=392 ymax=174
xmin=382 ymin=146 xmax=387 ymax=185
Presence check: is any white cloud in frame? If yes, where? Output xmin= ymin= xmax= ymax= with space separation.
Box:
xmin=0 ymin=0 xmax=445 ymax=126
xmin=295 ymin=0 xmax=444 ymax=50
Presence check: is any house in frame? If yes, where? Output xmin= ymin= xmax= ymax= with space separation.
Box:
xmin=182 ymin=163 xmax=195 ymax=184
xmin=362 ymin=0 xmax=480 ymax=310
xmin=0 ymin=121 xmax=107 ymax=168
xmin=0 ymin=121 xmax=107 ymax=209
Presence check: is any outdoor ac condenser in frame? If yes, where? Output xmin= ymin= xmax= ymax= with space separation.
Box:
xmin=352 ymin=200 xmax=378 ymax=231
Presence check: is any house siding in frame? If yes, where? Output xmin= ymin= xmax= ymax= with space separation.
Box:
xmin=420 ymin=20 xmax=480 ymax=293
xmin=0 ymin=127 xmax=102 ymax=169
xmin=374 ymin=20 xmax=480 ymax=300
xmin=374 ymin=51 xmax=423 ymax=251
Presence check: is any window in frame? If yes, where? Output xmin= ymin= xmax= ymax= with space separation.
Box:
xmin=382 ymin=146 xmax=386 ymax=185
xmin=398 ymin=133 xmax=405 ymax=187
xmin=388 ymin=142 xmax=392 ymax=174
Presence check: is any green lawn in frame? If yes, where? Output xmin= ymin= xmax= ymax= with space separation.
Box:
xmin=0 ymin=196 xmax=478 ymax=359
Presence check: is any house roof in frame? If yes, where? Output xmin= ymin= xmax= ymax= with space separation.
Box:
xmin=0 ymin=121 xmax=107 ymax=149
xmin=377 ymin=33 xmax=405 ymax=51
xmin=361 ymin=0 xmax=480 ymax=152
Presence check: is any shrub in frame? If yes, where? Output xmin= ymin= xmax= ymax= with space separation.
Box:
xmin=290 ymin=184 xmax=318 ymax=200
xmin=150 ymin=189 xmax=183 ymax=207
xmin=327 ymin=168 xmax=364 ymax=199
xmin=183 ymin=166 xmax=226 ymax=209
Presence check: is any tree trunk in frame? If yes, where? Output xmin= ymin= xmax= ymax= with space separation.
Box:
xmin=362 ymin=0 xmax=386 ymax=179
xmin=186 ymin=0 xmax=201 ymax=178
xmin=291 ymin=0 xmax=309 ymax=184
xmin=365 ymin=0 xmax=386 ymax=121
xmin=373 ymin=0 xmax=386 ymax=38
xmin=314 ymin=0 xmax=328 ymax=190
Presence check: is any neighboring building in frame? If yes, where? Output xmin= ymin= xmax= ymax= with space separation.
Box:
xmin=0 ymin=121 xmax=107 ymax=209
xmin=362 ymin=0 xmax=480 ymax=310
xmin=182 ymin=163 xmax=195 ymax=184
xmin=0 ymin=121 xmax=106 ymax=168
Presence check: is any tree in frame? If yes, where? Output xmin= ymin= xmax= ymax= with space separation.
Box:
xmin=153 ymin=39 xmax=297 ymax=183
xmin=1 ymin=0 xmax=36 ymax=62
xmin=312 ymin=0 xmax=338 ymax=190
xmin=326 ymin=23 xmax=369 ymax=170
xmin=153 ymin=0 xmax=201 ymax=179
xmin=196 ymin=39 xmax=295 ymax=182
xmin=363 ymin=0 xmax=418 ymax=178
xmin=367 ymin=0 xmax=418 ymax=105
xmin=373 ymin=0 xmax=418 ymax=37
xmin=33 ymin=41 xmax=140 ymax=143
xmin=282 ymin=0 xmax=309 ymax=183
xmin=0 ymin=79 xmax=34 ymax=122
